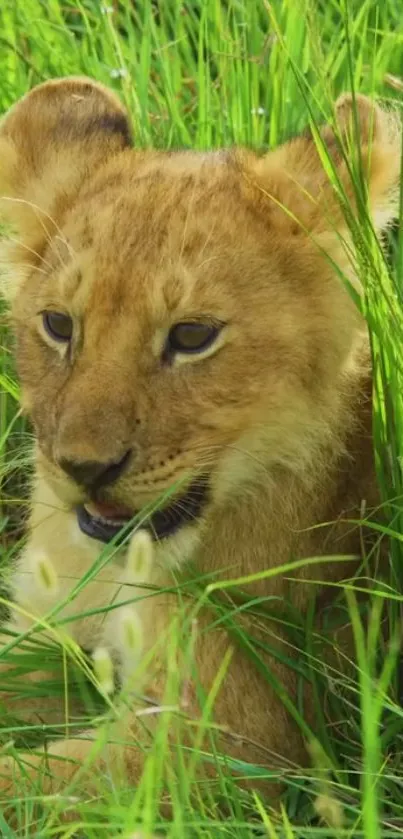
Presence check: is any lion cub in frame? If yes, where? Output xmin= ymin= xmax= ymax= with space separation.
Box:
xmin=0 ymin=77 xmax=399 ymax=803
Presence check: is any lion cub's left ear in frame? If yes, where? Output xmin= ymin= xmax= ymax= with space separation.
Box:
xmin=254 ymin=93 xmax=401 ymax=235
xmin=0 ymin=77 xmax=132 ymax=254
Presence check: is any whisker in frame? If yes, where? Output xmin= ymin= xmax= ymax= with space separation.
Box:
xmin=1 ymin=196 xmax=75 ymax=252
xmin=179 ymin=176 xmax=200 ymax=263
xmin=0 ymin=195 xmax=77 ymax=270
xmin=194 ymin=254 xmax=220 ymax=273
xmin=49 ymin=233 xmax=76 ymax=271
xmin=166 ymin=500 xmax=200 ymax=525
xmin=0 ymin=259 xmax=49 ymax=278
xmin=191 ymin=440 xmax=271 ymax=476
xmin=194 ymin=217 xmax=220 ymax=266
xmin=3 ymin=235 xmax=54 ymax=272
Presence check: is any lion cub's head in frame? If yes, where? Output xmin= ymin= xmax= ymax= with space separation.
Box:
xmin=0 ymin=78 xmax=400 ymax=553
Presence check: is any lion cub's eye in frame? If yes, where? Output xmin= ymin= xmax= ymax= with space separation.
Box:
xmin=42 ymin=311 xmax=73 ymax=343
xmin=166 ymin=321 xmax=221 ymax=356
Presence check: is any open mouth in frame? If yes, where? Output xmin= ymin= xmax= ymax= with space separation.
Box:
xmin=76 ymin=477 xmax=209 ymax=545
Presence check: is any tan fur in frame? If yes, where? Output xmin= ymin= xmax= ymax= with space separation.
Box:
xmin=0 ymin=78 xmax=400 ymax=812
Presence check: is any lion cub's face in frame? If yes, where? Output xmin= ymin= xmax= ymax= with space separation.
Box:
xmin=0 ymin=79 xmax=399 ymax=549
xmin=15 ymin=156 xmax=330 ymax=538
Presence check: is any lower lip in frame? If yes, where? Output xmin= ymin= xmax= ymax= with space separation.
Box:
xmin=76 ymin=505 xmax=132 ymax=545
xmin=76 ymin=478 xmax=209 ymax=545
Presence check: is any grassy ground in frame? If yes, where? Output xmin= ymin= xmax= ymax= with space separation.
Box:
xmin=1 ymin=0 xmax=403 ymax=836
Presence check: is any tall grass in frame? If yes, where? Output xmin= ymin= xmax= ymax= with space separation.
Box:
xmin=1 ymin=0 xmax=403 ymax=836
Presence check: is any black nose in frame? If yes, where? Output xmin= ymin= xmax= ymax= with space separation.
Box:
xmin=59 ymin=449 xmax=131 ymax=489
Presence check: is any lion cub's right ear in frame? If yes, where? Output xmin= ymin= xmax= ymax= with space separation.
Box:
xmin=0 ymin=77 xmax=132 ymax=255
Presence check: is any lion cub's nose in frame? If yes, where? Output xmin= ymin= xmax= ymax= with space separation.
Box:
xmin=59 ymin=449 xmax=132 ymax=489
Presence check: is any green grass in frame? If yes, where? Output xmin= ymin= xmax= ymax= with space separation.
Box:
xmin=1 ymin=0 xmax=403 ymax=836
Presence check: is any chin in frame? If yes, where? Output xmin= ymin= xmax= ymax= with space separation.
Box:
xmin=72 ymin=506 xmax=203 ymax=570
